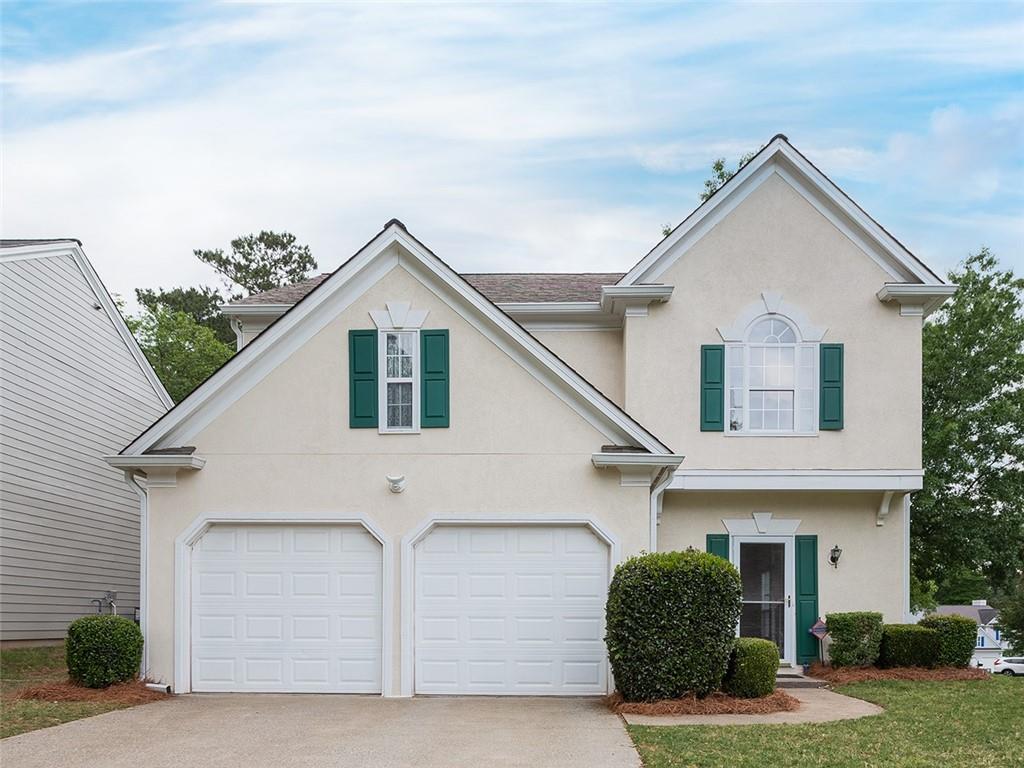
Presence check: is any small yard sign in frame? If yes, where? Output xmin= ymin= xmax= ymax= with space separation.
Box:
xmin=809 ymin=618 xmax=828 ymax=639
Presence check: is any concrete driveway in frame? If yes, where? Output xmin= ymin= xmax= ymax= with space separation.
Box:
xmin=0 ymin=694 xmax=640 ymax=768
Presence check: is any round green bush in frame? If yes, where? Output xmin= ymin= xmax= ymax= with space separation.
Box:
xmin=825 ymin=612 xmax=883 ymax=667
xmin=918 ymin=614 xmax=977 ymax=667
xmin=879 ymin=624 xmax=940 ymax=668
xmin=722 ymin=638 xmax=779 ymax=698
xmin=66 ymin=615 xmax=143 ymax=688
xmin=605 ymin=550 xmax=742 ymax=702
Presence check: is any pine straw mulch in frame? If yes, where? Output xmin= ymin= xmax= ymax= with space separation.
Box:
xmin=807 ymin=663 xmax=990 ymax=685
xmin=606 ymin=689 xmax=800 ymax=716
xmin=13 ymin=678 xmax=171 ymax=704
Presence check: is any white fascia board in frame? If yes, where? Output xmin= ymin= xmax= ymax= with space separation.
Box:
xmin=877 ymin=283 xmax=958 ymax=317
xmin=668 ymin=468 xmax=924 ymax=491
xmin=105 ymin=454 xmax=207 ymax=471
xmin=123 ymin=223 xmax=673 ymax=456
xmin=599 ymin=284 xmax=674 ymax=316
xmin=498 ymin=301 xmax=620 ymax=331
xmin=591 ymin=453 xmax=685 ymax=469
xmin=619 ymin=137 xmax=944 ymax=288
xmin=1 ymin=242 xmax=175 ymax=410
xmin=219 ymin=303 xmax=291 ymax=318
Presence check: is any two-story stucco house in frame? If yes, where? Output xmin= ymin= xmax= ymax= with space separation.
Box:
xmin=108 ymin=136 xmax=955 ymax=696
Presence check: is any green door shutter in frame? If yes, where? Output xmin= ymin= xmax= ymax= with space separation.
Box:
xmin=349 ymin=330 xmax=377 ymax=428
xmin=700 ymin=344 xmax=725 ymax=432
xmin=795 ymin=535 xmax=820 ymax=665
xmin=420 ymin=329 xmax=449 ymax=428
xmin=706 ymin=534 xmax=729 ymax=561
xmin=819 ymin=343 xmax=844 ymax=430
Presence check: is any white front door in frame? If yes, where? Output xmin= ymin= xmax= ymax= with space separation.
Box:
xmin=413 ymin=525 xmax=609 ymax=695
xmin=731 ymin=536 xmax=795 ymax=664
xmin=190 ymin=523 xmax=383 ymax=693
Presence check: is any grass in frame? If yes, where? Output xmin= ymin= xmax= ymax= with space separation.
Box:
xmin=628 ymin=677 xmax=1024 ymax=767
xmin=1 ymin=644 xmax=138 ymax=739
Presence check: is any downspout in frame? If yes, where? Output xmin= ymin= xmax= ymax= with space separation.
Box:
xmin=124 ymin=471 xmax=149 ymax=675
xmin=649 ymin=468 xmax=674 ymax=553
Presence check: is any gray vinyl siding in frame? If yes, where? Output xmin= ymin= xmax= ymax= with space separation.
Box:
xmin=0 ymin=251 xmax=168 ymax=641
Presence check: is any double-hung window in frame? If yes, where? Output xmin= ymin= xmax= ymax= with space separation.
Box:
xmin=726 ymin=317 xmax=817 ymax=434
xmin=381 ymin=330 xmax=418 ymax=432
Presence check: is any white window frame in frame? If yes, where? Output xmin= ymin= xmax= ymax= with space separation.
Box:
xmin=378 ymin=329 xmax=420 ymax=434
xmin=725 ymin=316 xmax=819 ymax=437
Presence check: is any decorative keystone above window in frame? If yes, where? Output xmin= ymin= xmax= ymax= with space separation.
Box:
xmin=717 ymin=292 xmax=827 ymax=343
xmin=369 ymin=301 xmax=429 ymax=330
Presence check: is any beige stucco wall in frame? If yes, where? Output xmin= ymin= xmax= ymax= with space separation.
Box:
xmin=531 ymin=329 xmax=624 ymax=406
xmin=623 ymin=172 xmax=922 ymax=468
xmin=145 ymin=264 xmax=650 ymax=694
xmin=658 ymin=491 xmax=906 ymax=623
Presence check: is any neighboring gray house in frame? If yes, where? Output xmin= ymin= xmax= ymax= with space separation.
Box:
xmin=0 ymin=239 xmax=172 ymax=643
xmin=935 ymin=601 xmax=1011 ymax=669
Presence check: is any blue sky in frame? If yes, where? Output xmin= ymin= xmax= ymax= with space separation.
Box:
xmin=2 ymin=1 xmax=1021 ymax=306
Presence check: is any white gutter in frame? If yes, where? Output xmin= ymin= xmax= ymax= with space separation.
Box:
xmin=105 ymin=454 xmax=206 ymax=471
xmin=649 ymin=468 xmax=675 ymax=553
xmin=124 ymin=471 xmax=149 ymax=676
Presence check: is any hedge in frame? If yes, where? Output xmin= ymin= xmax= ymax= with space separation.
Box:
xmin=918 ymin=614 xmax=977 ymax=667
xmin=605 ymin=550 xmax=742 ymax=701
xmin=879 ymin=624 xmax=940 ymax=668
xmin=826 ymin=612 xmax=883 ymax=667
xmin=722 ymin=638 xmax=778 ymax=698
xmin=66 ymin=615 xmax=143 ymax=688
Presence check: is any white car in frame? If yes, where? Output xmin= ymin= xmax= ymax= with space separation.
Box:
xmin=992 ymin=657 xmax=1024 ymax=675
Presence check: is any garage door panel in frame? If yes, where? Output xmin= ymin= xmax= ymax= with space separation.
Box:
xmin=414 ymin=525 xmax=609 ymax=695
xmin=191 ymin=524 xmax=382 ymax=693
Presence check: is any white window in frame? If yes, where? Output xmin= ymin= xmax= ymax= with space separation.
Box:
xmin=379 ymin=330 xmax=419 ymax=432
xmin=726 ymin=316 xmax=817 ymax=435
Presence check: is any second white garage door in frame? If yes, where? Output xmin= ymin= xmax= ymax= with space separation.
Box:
xmin=191 ymin=523 xmax=382 ymax=693
xmin=414 ymin=525 xmax=610 ymax=695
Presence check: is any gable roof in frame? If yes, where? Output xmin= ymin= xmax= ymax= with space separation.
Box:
xmin=619 ymin=134 xmax=946 ymax=287
xmin=121 ymin=220 xmax=673 ymax=456
xmin=935 ymin=605 xmax=999 ymax=625
xmin=0 ymin=240 xmax=174 ymax=410
xmin=227 ymin=271 xmax=624 ymax=309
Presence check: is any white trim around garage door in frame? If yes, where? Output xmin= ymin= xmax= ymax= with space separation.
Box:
xmin=173 ymin=512 xmax=392 ymax=695
xmin=398 ymin=516 xmax=621 ymax=697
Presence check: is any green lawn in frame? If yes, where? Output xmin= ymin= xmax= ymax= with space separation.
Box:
xmin=629 ymin=678 xmax=1024 ymax=767
xmin=1 ymin=645 xmax=133 ymax=739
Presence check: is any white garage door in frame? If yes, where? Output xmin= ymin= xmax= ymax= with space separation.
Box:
xmin=414 ymin=525 xmax=609 ymax=695
xmin=190 ymin=524 xmax=382 ymax=693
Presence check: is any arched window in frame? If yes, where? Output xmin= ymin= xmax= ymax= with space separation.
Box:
xmin=726 ymin=315 xmax=817 ymax=433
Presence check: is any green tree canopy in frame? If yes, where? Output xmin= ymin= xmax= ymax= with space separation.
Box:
xmin=913 ymin=248 xmax=1024 ymax=599
xmin=195 ymin=231 xmax=316 ymax=298
xmin=135 ymin=285 xmax=234 ymax=345
xmin=128 ymin=307 xmax=234 ymax=403
xmin=699 ymin=150 xmax=757 ymax=202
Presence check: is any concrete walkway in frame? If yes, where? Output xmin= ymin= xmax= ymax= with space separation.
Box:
xmin=622 ymin=687 xmax=883 ymax=726
xmin=1 ymin=694 xmax=640 ymax=768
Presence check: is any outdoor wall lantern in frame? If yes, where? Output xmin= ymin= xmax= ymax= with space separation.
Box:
xmin=829 ymin=544 xmax=843 ymax=568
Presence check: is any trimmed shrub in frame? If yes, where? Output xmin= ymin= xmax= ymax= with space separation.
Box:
xmin=605 ymin=550 xmax=742 ymax=701
xmin=879 ymin=624 xmax=940 ymax=668
xmin=825 ymin=612 xmax=883 ymax=667
xmin=66 ymin=615 xmax=143 ymax=688
xmin=918 ymin=614 xmax=977 ymax=667
xmin=722 ymin=638 xmax=779 ymax=698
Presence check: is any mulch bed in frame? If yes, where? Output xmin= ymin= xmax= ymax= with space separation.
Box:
xmin=14 ymin=679 xmax=171 ymax=704
xmin=606 ymin=689 xmax=800 ymax=716
xmin=807 ymin=663 xmax=990 ymax=685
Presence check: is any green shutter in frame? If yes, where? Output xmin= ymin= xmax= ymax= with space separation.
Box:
xmin=700 ymin=344 xmax=725 ymax=432
xmin=819 ymin=343 xmax=844 ymax=430
xmin=795 ymin=535 xmax=820 ymax=665
xmin=349 ymin=330 xmax=377 ymax=428
xmin=420 ymin=329 xmax=449 ymax=428
xmin=706 ymin=533 xmax=729 ymax=561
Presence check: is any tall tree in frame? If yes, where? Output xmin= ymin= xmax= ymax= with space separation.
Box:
xmin=913 ymin=248 xmax=1024 ymax=598
xmin=996 ymin=577 xmax=1024 ymax=652
xmin=128 ymin=307 xmax=234 ymax=403
xmin=195 ymin=231 xmax=316 ymax=298
xmin=135 ymin=286 xmax=234 ymax=345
